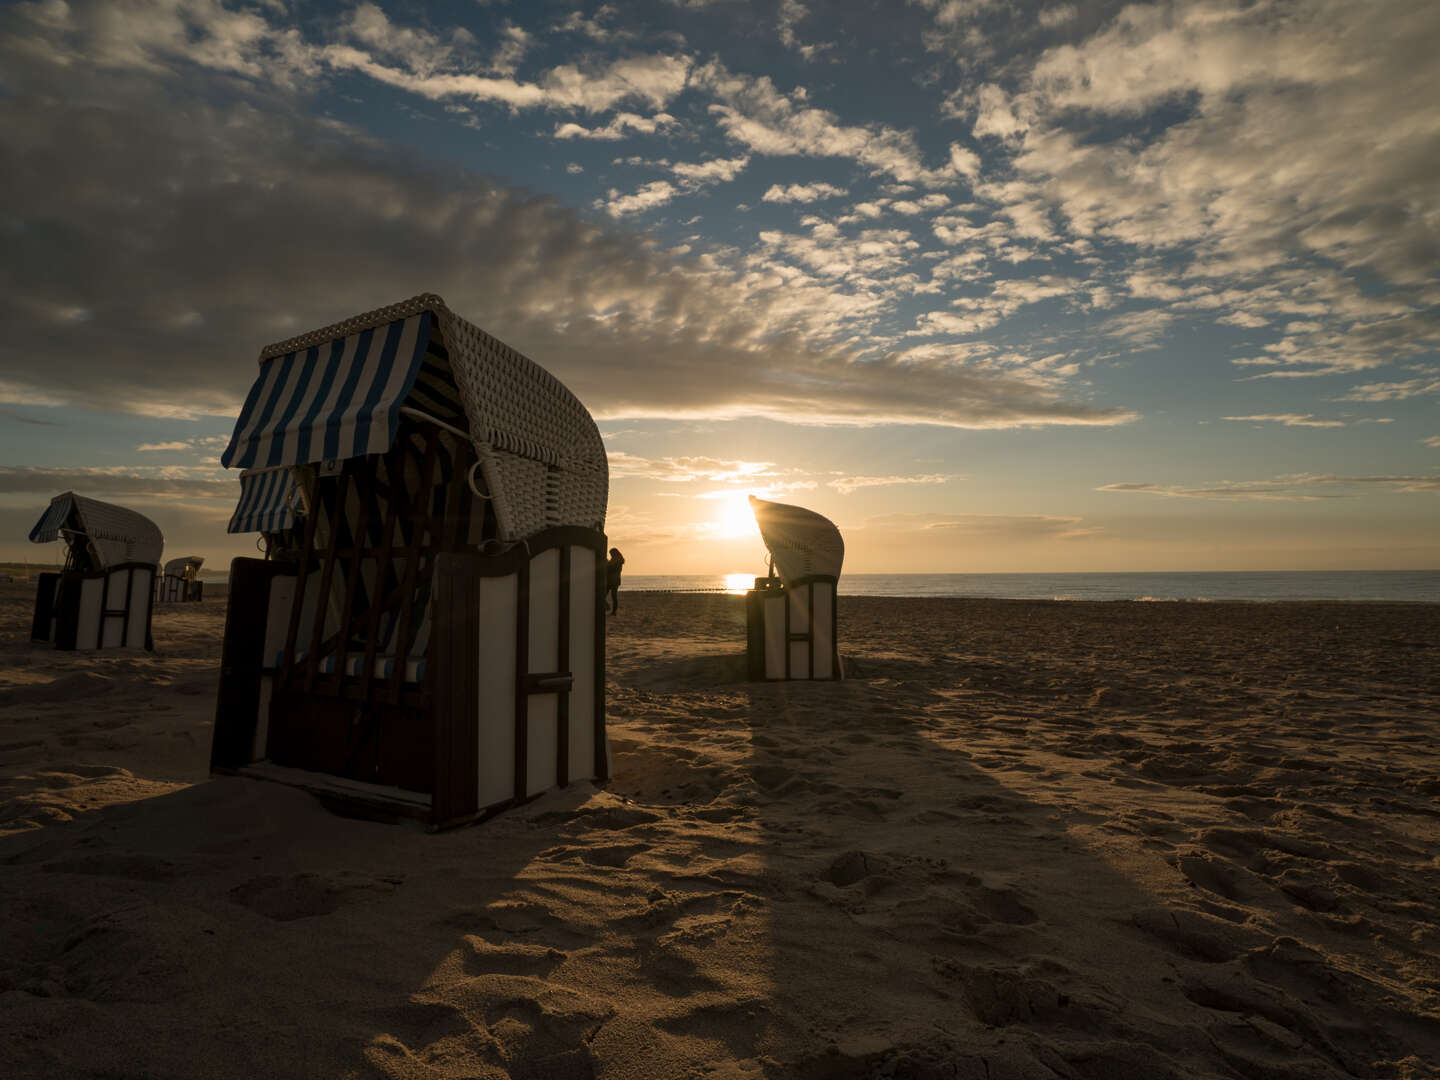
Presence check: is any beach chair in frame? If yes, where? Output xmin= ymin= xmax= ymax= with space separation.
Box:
xmin=28 ymin=492 xmax=162 ymax=650
xmin=745 ymin=496 xmax=843 ymax=681
xmin=157 ymin=555 xmax=205 ymax=603
xmin=210 ymin=294 xmax=610 ymax=828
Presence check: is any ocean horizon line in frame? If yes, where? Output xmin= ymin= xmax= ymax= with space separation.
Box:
xmin=617 ymin=570 xmax=1440 ymax=604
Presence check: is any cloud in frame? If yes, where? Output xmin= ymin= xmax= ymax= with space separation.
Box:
xmin=777 ymin=0 xmax=831 ymax=61
xmin=597 ymin=156 xmax=749 ymax=217
xmin=1422 ymin=435 xmax=1440 ymax=449
xmin=1097 ymin=308 xmax=1175 ymax=346
xmin=17 ymin=0 xmax=691 ymax=115
xmin=1097 ymin=480 xmax=1339 ymax=502
xmin=0 ymin=1 xmax=1141 ymax=434
xmin=1037 ymin=5 xmax=1077 ymax=29
xmin=762 ymin=182 xmax=847 ymax=204
xmin=910 ymin=275 xmax=1078 ymax=338
xmin=670 ymin=155 xmax=750 ymax=186
xmin=552 ymin=6 xmax=637 ymax=45
xmin=554 ymin=112 xmax=678 ymax=140
xmin=948 ymin=143 xmax=981 ymax=178
xmin=1100 ymin=472 xmax=1440 ymax=500
xmin=597 ymin=180 xmax=679 ymax=217
xmin=829 ymin=473 xmax=949 ymax=495
xmin=695 ymin=61 xmax=959 ymax=186
xmin=922 ymin=0 xmax=1440 ymax=376
xmin=864 ymin=511 xmax=1100 ymax=541
xmin=1336 ymin=378 xmax=1440 ymax=403
xmin=757 ymin=223 xmax=921 ymax=282
xmin=136 ymin=441 xmax=192 ymax=452
xmin=1223 ymin=414 xmax=1347 ymax=429
xmin=321 ymin=46 xmax=692 ymax=113
xmin=608 ymin=453 xmax=776 ymax=483
xmin=0 ymin=409 xmax=62 ymax=426
xmin=0 ymin=465 xmax=234 ymax=499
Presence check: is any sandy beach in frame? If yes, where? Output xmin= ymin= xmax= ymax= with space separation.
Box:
xmin=2 ymin=581 xmax=1438 ymax=1078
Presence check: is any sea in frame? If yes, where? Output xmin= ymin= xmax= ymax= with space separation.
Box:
xmin=621 ymin=571 xmax=1440 ymax=604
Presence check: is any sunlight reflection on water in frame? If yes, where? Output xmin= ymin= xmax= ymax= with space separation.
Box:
xmin=723 ymin=573 xmax=754 ymax=595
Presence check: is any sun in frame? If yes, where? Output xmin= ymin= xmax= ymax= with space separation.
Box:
xmin=713 ymin=491 xmax=759 ymax=539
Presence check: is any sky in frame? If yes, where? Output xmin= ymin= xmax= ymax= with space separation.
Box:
xmin=1 ymin=0 xmax=1437 ymax=575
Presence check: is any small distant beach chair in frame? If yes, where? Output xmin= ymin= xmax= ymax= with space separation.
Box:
xmin=210 ymin=293 xmax=610 ymax=828
xmin=745 ymin=496 xmax=843 ymax=681
xmin=28 ymin=492 xmax=162 ymax=650
xmin=157 ymin=555 xmax=205 ymax=603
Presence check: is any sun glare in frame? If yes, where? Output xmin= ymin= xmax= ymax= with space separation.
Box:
xmin=723 ymin=573 xmax=753 ymax=594
xmin=713 ymin=492 xmax=759 ymax=539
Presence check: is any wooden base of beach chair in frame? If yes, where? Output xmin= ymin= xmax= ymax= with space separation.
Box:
xmin=746 ymin=576 xmax=841 ymax=681
xmin=31 ymin=564 xmax=155 ymax=651
xmin=211 ymin=527 xmax=608 ymax=829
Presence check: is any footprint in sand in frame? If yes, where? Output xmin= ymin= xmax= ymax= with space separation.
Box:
xmin=461 ymin=936 xmax=569 ymax=977
xmin=968 ymin=885 xmax=1038 ymax=926
xmin=1177 ymin=853 xmax=1267 ymax=903
xmin=228 ymin=872 xmax=395 ymax=921
xmin=1127 ymin=906 xmax=1259 ymax=964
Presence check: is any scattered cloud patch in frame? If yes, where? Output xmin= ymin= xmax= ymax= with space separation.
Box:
xmin=762 ymin=182 xmax=847 ymax=204
xmin=555 ymin=112 xmax=678 ymax=140
xmin=1336 ymin=378 xmax=1440 ymax=403
xmin=1223 ymin=414 xmax=1347 ymax=429
xmin=608 ymin=453 xmax=777 ymax=483
xmin=829 ymin=473 xmax=949 ymax=495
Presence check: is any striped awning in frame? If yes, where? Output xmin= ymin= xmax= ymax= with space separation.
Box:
xmin=227 ymin=467 xmax=298 ymax=534
xmin=222 ymin=312 xmax=433 ymax=470
xmin=28 ymin=498 xmax=72 ymax=545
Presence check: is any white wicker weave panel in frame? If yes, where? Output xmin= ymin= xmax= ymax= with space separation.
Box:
xmin=489 ymin=453 xmax=551 ymax=540
xmin=67 ymin=494 xmax=165 ymax=568
xmin=258 ymin=295 xmax=441 ymax=361
xmin=436 ymin=305 xmax=607 ymax=542
xmin=750 ymin=496 xmax=844 ymax=584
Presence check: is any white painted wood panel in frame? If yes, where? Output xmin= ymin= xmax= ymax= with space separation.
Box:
xmin=476 ymin=573 xmax=517 ymax=807
xmin=126 ymin=569 xmax=151 ymax=648
xmin=788 ymin=583 xmax=810 ymax=678
xmin=100 ymin=569 xmax=129 ymax=648
xmin=764 ymin=593 xmax=786 ymax=678
xmin=77 ymin=577 xmax=103 ymax=649
xmin=812 ymin=584 xmax=833 ymax=679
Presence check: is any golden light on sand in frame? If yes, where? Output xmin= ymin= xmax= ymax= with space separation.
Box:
xmin=712 ymin=491 xmax=759 ymax=539
xmin=723 ymin=572 xmax=753 ymax=594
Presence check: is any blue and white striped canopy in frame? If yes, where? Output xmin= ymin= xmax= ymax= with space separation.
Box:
xmin=28 ymin=498 xmax=72 ymax=544
xmin=222 ymin=312 xmax=434 ymax=470
xmin=227 ymin=467 xmax=298 ymax=534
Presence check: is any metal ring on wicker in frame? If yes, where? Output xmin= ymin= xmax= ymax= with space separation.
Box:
xmin=467 ymin=462 xmax=492 ymax=501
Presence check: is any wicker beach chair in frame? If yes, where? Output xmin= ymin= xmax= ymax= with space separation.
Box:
xmin=211 ymin=294 xmax=609 ymax=828
xmin=28 ymin=492 xmax=163 ymax=650
xmin=158 ymin=555 xmax=205 ymax=603
xmin=745 ymin=496 xmax=844 ymax=680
